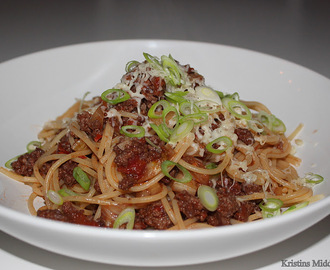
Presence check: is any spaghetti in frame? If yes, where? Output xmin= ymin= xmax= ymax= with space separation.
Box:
xmin=0 ymin=53 xmax=324 ymax=229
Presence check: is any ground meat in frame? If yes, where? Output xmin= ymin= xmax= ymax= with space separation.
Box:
xmin=207 ymin=211 xmax=231 ymax=226
xmin=58 ymin=160 xmax=78 ymax=187
xmin=234 ymin=201 xmax=257 ymax=222
xmin=136 ymin=201 xmax=172 ymax=230
xmin=77 ymin=106 xmax=104 ymax=141
xmin=216 ymin=193 xmax=240 ymax=217
xmin=234 ymin=128 xmax=255 ymax=145
xmin=37 ymin=202 xmax=103 ymax=227
xmin=175 ymin=191 xmax=208 ymax=221
xmin=211 ymin=118 xmax=221 ymax=130
xmin=37 ymin=208 xmax=69 ymax=222
xmin=114 ymin=99 xmax=138 ymax=113
xmin=114 ymin=137 xmax=164 ymax=190
xmin=57 ymin=134 xmax=73 ymax=154
xmin=208 ymin=173 xmax=261 ymax=226
xmin=11 ymin=148 xmax=44 ymax=176
xmin=183 ymin=64 xmax=205 ymax=87
xmin=39 ymin=161 xmax=54 ymax=178
xmin=242 ymin=183 xmax=263 ymax=194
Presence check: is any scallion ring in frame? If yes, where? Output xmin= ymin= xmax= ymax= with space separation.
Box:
xmin=58 ymin=188 xmax=78 ymax=197
xmin=161 ymin=160 xmax=192 ymax=183
xmin=170 ymin=120 xmax=194 ymax=143
xmin=195 ymin=100 xmax=221 ymax=113
xmin=225 ymin=99 xmax=252 ymax=120
xmin=120 ymin=125 xmax=145 ymax=138
xmin=161 ymin=55 xmax=182 ymax=86
xmin=271 ymin=117 xmax=286 ymax=134
xmin=248 ymin=119 xmax=264 ymax=133
xmin=224 ymin=92 xmax=240 ymax=101
xmin=257 ymin=111 xmax=275 ymax=128
xmin=5 ymin=155 xmax=20 ymax=169
xmin=150 ymin=123 xmax=170 ymax=142
xmin=143 ymin=52 xmax=162 ymax=70
xmin=47 ymin=190 xmax=63 ymax=205
xmin=162 ymin=106 xmax=179 ymax=130
xmin=259 ymin=198 xmax=283 ymax=212
xmin=179 ymin=101 xmax=200 ymax=116
xmin=282 ymin=201 xmax=309 ymax=215
xmin=165 ymin=92 xmax=187 ymax=103
xmin=125 ymin=60 xmax=140 ymax=72
xmin=73 ymin=167 xmax=91 ymax=191
xmin=197 ymin=185 xmax=219 ymax=211
xmin=205 ymin=162 xmax=217 ymax=169
xmin=148 ymin=100 xmax=171 ymax=119
xmin=262 ymin=209 xmax=281 ymax=219
xmin=101 ymin=89 xmax=130 ymax=105
xmin=206 ymin=136 xmax=233 ymax=154
xmin=179 ymin=113 xmax=208 ymax=125
xmin=304 ymin=173 xmax=324 ymax=184
xmin=113 ymin=207 xmax=135 ymax=230
xmin=26 ymin=141 xmax=42 ymax=153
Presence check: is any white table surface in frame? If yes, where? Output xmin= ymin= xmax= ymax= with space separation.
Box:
xmin=0 ymin=1 xmax=329 ymax=269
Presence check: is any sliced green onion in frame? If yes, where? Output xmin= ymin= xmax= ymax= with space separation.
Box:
xmin=170 ymin=120 xmax=194 ymax=143
xmin=224 ymin=99 xmax=252 ymax=120
xmin=261 ymin=209 xmax=281 ymax=219
xmin=195 ymin=86 xmax=222 ymax=105
xmin=248 ymin=119 xmax=264 ymax=133
xmin=101 ymin=89 xmax=130 ymax=105
xmin=161 ymin=160 xmax=192 ymax=183
xmin=197 ymin=185 xmax=219 ymax=211
xmin=205 ymin=162 xmax=217 ymax=169
xmin=179 ymin=101 xmax=200 ymax=116
xmin=148 ymin=100 xmax=171 ymax=119
xmin=257 ymin=111 xmax=275 ymax=127
xmin=257 ymin=111 xmax=286 ymax=134
xmin=58 ymin=188 xmax=78 ymax=197
xmin=150 ymin=123 xmax=170 ymax=143
xmin=47 ymin=190 xmax=63 ymax=205
xmin=5 ymin=155 xmax=20 ymax=169
xmin=165 ymin=92 xmax=187 ymax=103
xmin=113 ymin=207 xmax=135 ymax=230
xmin=259 ymin=198 xmax=283 ymax=219
xmin=271 ymin=117 xmax=286 ymax=134
xmin=215 ymin=90 xmax=224 ymax=99
xmin=120 ymin=125 xmax=145 ymax=138
xmin=195 ymin=100 xmax=221 ymax=113
xmin=259 ymin=198 xmax=283 ymax=212
xmin=282 ymin=201 xmax=309 ymax=215
xmin=125 ymin=60 xmax=140 ymax=72
xmin=26 ymin=141 xmax=42 ymax=153
xmin=162 ymin=106 xmax=179 ymax=130
xmin=179 ymin=113 xmax=208 ymax=125
xmin=206 ymin=136 xmax=233 ymax=154
xmin=161 ymin=55 xmax=182 ymax=86
xmin=304 ymin=173 xmax=324 ymax=184
xmin=143 ymin=52 xmax=162 ymax=70
xmin=224 ymin=92 xmax=240 ymax=101
xmin=73 ymin=167 xmax=91 ymax=191
xmin=145 ymin=137 xmax=161 ymax=150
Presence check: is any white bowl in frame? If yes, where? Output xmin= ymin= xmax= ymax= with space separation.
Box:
xmin=0 ymin=40 xmax=329 ymax=267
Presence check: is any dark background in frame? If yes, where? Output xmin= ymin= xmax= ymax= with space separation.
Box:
xmin=0 ymin=0 xmax=329 ymax=78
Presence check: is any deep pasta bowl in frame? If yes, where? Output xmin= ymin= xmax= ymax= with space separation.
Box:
xmin=0 ymin=40 xmax=329 ymax=266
